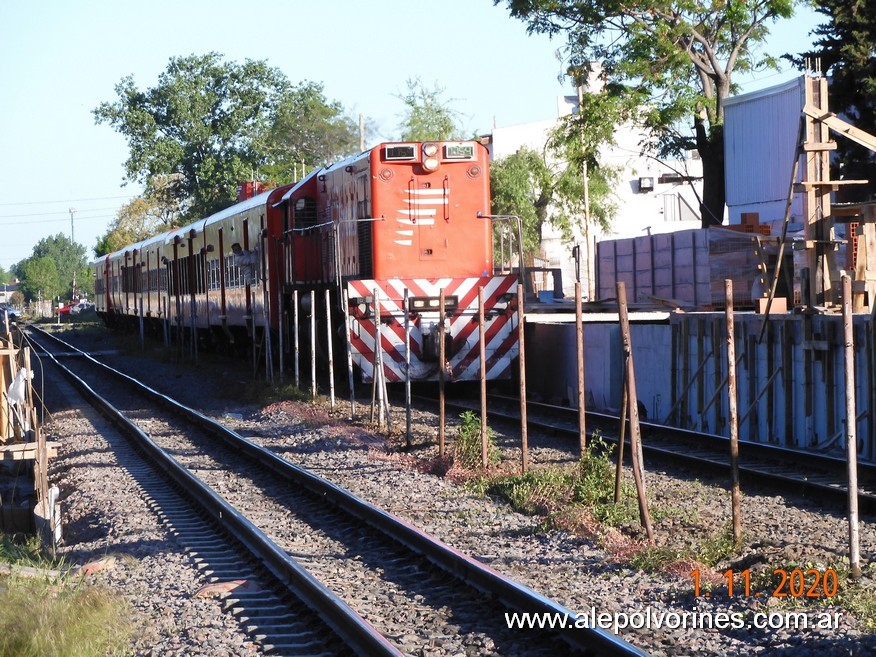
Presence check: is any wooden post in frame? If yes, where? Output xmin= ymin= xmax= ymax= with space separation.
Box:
xmin=576 ymin=281 xmax=586 ymax=455
xmin=517 ymin=284 xmax=529 ymax=473
xmin=614 ymin=364 xmax=628 ymax=504
xmin=725 ymin=280 xmax=742 ymax=547
xmin=341 ymin=289 xmax=355 ymax=419
xmin=842 ymin=275 xmax=863 ymax=579
xmin=479 ymin=286 xmax=488 ymax=468
xmin=310 ymin=290 xmax=317 ymax=400
xmin=617 ymin=282 xmax=654 ymax=542
xmin=404 ymin=289 xmax=412 ymax=447
xmin=293 ymin=290 xmax=300 ymax=389
xmin=438 ymin=288 xmax=446 ymax=458
xmin=324 ymin=289 xmax=335 ymax=410
xmin=24 ymin=349 xmax=48 ymax=510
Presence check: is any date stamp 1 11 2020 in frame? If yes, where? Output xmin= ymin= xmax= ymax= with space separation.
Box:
xmin=690 ymin=568 xmax=839 ymax=598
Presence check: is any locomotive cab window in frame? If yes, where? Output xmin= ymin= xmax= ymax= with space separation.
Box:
xmin=294 ymin=196 xmax=317 ymax=228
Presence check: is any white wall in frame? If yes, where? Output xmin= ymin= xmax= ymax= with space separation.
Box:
xmin=488 ymin=97 xmax=704 ymax=297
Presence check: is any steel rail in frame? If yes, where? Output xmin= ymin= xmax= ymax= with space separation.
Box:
xmin=30 ymin=325 xmax=648 ymax=657
xmin=437 ymin=391 xmax=876 ymax=509
xmin=29 ymin=327 xmax=402 ymax=657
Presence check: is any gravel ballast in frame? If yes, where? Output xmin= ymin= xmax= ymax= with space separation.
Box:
xmin=32 ymin=323 xmax=876 ymax=656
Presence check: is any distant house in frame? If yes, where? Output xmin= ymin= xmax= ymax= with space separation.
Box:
xmin=0 ymin=280 xmax=19 ymax=306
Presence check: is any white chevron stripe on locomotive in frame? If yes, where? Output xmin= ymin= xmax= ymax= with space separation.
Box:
xmin=346 ymin=277 xmax=518 ymax=382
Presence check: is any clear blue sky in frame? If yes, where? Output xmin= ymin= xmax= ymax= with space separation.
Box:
xmin=0 ymin=1 xmax=820 ymax=273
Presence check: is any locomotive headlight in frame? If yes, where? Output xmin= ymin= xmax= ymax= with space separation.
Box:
xmin=422 ymin=157 xmax=440 ymax=172
xmin=422 ymin=143 xmax=439 ymax=157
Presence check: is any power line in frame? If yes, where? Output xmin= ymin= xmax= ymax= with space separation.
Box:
xmin=0 ymin=214 xmax=117 ymax=227
xmin=0 ymin=206 xmax=122 ymax=220
xmin=0 ymin=194 xmax=137 ymax=207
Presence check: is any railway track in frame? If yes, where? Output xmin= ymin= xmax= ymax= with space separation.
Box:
xmin=428 ymin=390 xmax=876 ymax=511
xmin=28 ymin=325 xmax=647 ymax=657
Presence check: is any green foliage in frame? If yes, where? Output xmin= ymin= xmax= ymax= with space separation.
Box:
xmin=490 ymin=140 xmax=619 ymax=267
xmin=14 ymin=234 xmax=91 ymax=302
xmin=94 ymin=53 xmax=362 ymax=222
xmin=802 ymin=1 xmax=876 ymax=202
xmin=490 ymin=147 xmax=552 ymax=262
xmin=0 ymin=579 xmax=133 ymax=657
xmin=396 ymin=78 xmax=463 ymax=142
xmin=259 ymin=80 xmax=362 ymax=181
xmin=0 ymin=534 xmax=62 ymax=569
xmin=499 ymin=0 xmax=801 ymax=226
xmin=453 ymin=410 xmax=500 ymax=469
xmin=486 ymin=434 xmax=628 ymax=523
xmin=95 ymin=180 xmax=184 ymax=257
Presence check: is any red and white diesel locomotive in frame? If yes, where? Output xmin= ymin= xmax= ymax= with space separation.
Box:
xmin=94 ymin=141 xmax=520 ymax=382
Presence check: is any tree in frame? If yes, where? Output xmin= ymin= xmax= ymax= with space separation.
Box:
xmin=259 ymin=81 xmax=362 ymax=181
xmin=95 ymin=53 xmax=362 ymax=221
xmin=499 ymin=0 xmax=798 ymax=227
xmin=490 ymin=141 xmax=618 ymax=266
xmin=17 ymin=257 xmax=59 ymax=303
xmin=491 ymin=147 xmax=553 ymax=262
xmin=396 ymin=78 xmax=464 ymax=141
xmin=802 ymin=1 xmax=876 ymax=202
xmin=14 ymin=234 xmax=91 ymax=301
xmin=95 ymin=175 xmax=186 ymax=257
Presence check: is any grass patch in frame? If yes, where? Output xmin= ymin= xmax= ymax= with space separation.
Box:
xmin=453 ymin=410 xmax=500 ymax=469
xmin=238 ymin=380 xmax=311 ymax=405
xmin=0 ymin=578 xmax=133 ymax=657
xmin=0 ymin=534 xmax=63 ymax=570
xmin=485 ymin=434 xmax=636 ymax=525
xmin=0 ymin=534 xmax=132 ymax=657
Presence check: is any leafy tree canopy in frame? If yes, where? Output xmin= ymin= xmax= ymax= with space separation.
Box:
xmin=14 ymin=234 xmax=91 ymax=301
xmin=396 ymin=78 xmax=464 ymax=141
xmin=94 ymin=53 xmax=362 ymax=221
xmin=499 ymin=0 xmax=799 ymax=226
xmin=18 ymin=257 xmax=59 ymax=304
xmin=95 ymin=175 xmax=186 ymax=257
xmin=801 ymin=1 xmax=876 ymax=202
xmin=259 ymin=81 xmax=363 ymax=181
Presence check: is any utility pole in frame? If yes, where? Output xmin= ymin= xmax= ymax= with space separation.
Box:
xmin=577 ymin=84 xmax=594 ymax=301
xmin=68 ymin=208 xmax=76 ymax=243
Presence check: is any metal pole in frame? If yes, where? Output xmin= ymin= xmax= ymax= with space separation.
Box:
xmin=293 ymin=290 xmax=300 ymax=389
xmin=373 ymin=289 xmax=387 ymax=431
xmin=139 ymin=297 xmax=145 ymax=351
xmin=342 ymin=289 xmax=355 ymax=419
xmin=325 ymin=288 xmax=335 ymax=409
xmin=438 ymin=288 xmax=446 ymax=458
xmin=725 ymin=280 xmax=742 ymax=547
xmin=842 ymin=275 xmax=863 ymax=579
xmin=310 ymin=290 xmax=316 ymax=401
xmin=517 ymin=284 xmax=529 ymax=473
xmin=617 ymin=281 xmax=654 ymax=542
xmin=576 ymin=281 xmax=586 ymax=454
xmin=479 ymin=286 xmax=488 ymax=468
xmin=404 ymin=288 xmax=412 ymax=447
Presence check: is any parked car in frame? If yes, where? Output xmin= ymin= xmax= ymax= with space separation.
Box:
xmin=0 ymin=306 xmax=21 ymax=322
xmin=70 ymin=301 xmax=94 ymax=314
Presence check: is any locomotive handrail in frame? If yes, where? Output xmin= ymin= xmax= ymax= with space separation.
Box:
xmin=477 ymin=212 xmax=526 ymax=289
